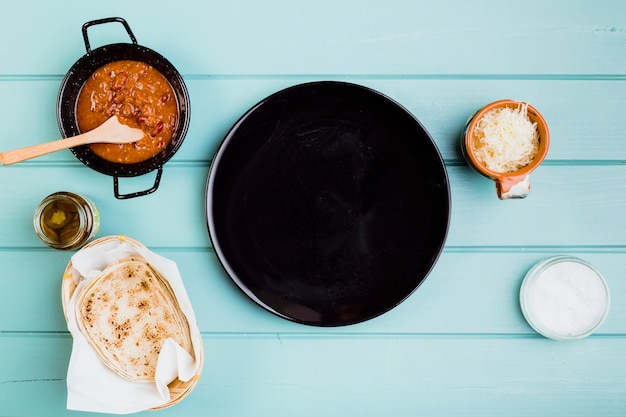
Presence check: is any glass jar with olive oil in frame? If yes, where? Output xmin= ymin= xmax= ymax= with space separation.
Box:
xmin=33 ymin=192 xmax=100 ymax=250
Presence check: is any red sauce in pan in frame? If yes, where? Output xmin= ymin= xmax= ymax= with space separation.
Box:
xmin=76 ymin=60 xmax=178 ymax=164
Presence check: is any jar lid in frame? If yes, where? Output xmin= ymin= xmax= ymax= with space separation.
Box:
xmin=520 ymin=256 xmax=610 ymax=341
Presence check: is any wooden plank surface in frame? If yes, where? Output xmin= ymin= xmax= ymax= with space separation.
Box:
xmin=2 ymin=249 xmax=626 ymax=335
xmin=0 ymin=164 xmax=624 ymax=248
xmin=0 ymin=0 xmax=625 ymax=416
xmin=1 ymin=79 xmax=626 ymax=163
xmin=1 ymin=1 xmax=625 ymax=75
xmin=2 ymin=335 xmax=626 ymax=417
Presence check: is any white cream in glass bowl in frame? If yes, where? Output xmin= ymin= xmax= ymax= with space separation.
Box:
xmin=520 ymin=256 xmax=610 ymax=341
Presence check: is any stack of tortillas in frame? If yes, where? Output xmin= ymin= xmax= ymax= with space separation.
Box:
xmin=62 ymin=235 xmax=203 ymax=413
xmin=74 ymin=255 xmax=193 ymax=382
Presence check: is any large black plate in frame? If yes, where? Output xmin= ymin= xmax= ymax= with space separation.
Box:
xmin=206 ymin=81 xmax=450 ymax=326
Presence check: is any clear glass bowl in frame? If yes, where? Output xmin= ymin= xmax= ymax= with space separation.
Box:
xmin=520 ymin=256 xmax=610 ymax=341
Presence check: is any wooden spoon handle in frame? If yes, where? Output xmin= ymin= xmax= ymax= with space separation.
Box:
xmin=0 ymin=133 xmax=92 ymax=166
xmin=0 ymin=116 xmax=143 ymax=166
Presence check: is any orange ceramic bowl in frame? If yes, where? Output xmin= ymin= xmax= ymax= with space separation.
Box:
xmin=462 ymin=99 xmax=550 ymax=199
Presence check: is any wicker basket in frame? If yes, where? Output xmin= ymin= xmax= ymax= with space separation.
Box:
xmin=62 ymin=235 xmax=203 ymax=410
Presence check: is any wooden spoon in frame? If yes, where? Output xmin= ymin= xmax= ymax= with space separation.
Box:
xmin=0 ymin=116 xmax=145 ymax=166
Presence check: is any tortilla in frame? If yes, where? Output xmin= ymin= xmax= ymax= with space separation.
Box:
xmin=75 ymin=255 xmax=193 ymax=382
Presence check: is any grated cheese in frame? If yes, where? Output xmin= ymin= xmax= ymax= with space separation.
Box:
xmin=472 ymin=103 xmax=539 ymax=173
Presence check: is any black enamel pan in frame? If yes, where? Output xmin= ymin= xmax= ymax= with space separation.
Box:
xmin=206 ymin=81 xmax=451 ymax=326
xmin=57 ymin=17 xmax=190 ymax=199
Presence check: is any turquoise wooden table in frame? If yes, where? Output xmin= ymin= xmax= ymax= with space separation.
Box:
xmin=1 ymin=1 xmax=625 ymax=415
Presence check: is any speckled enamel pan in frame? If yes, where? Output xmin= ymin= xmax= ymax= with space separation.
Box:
xmin=57 ymin=17 xmax=190 ymax=199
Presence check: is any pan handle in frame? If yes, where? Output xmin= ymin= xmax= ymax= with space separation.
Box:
xmin=113 ymin=168 xmax=162 ymax=199
xmin=82 ymin=17 xmax=138 ymax=54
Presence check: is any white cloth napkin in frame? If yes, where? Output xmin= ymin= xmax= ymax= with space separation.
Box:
xmin=65 ymin=237 xmax=202 ymax=414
